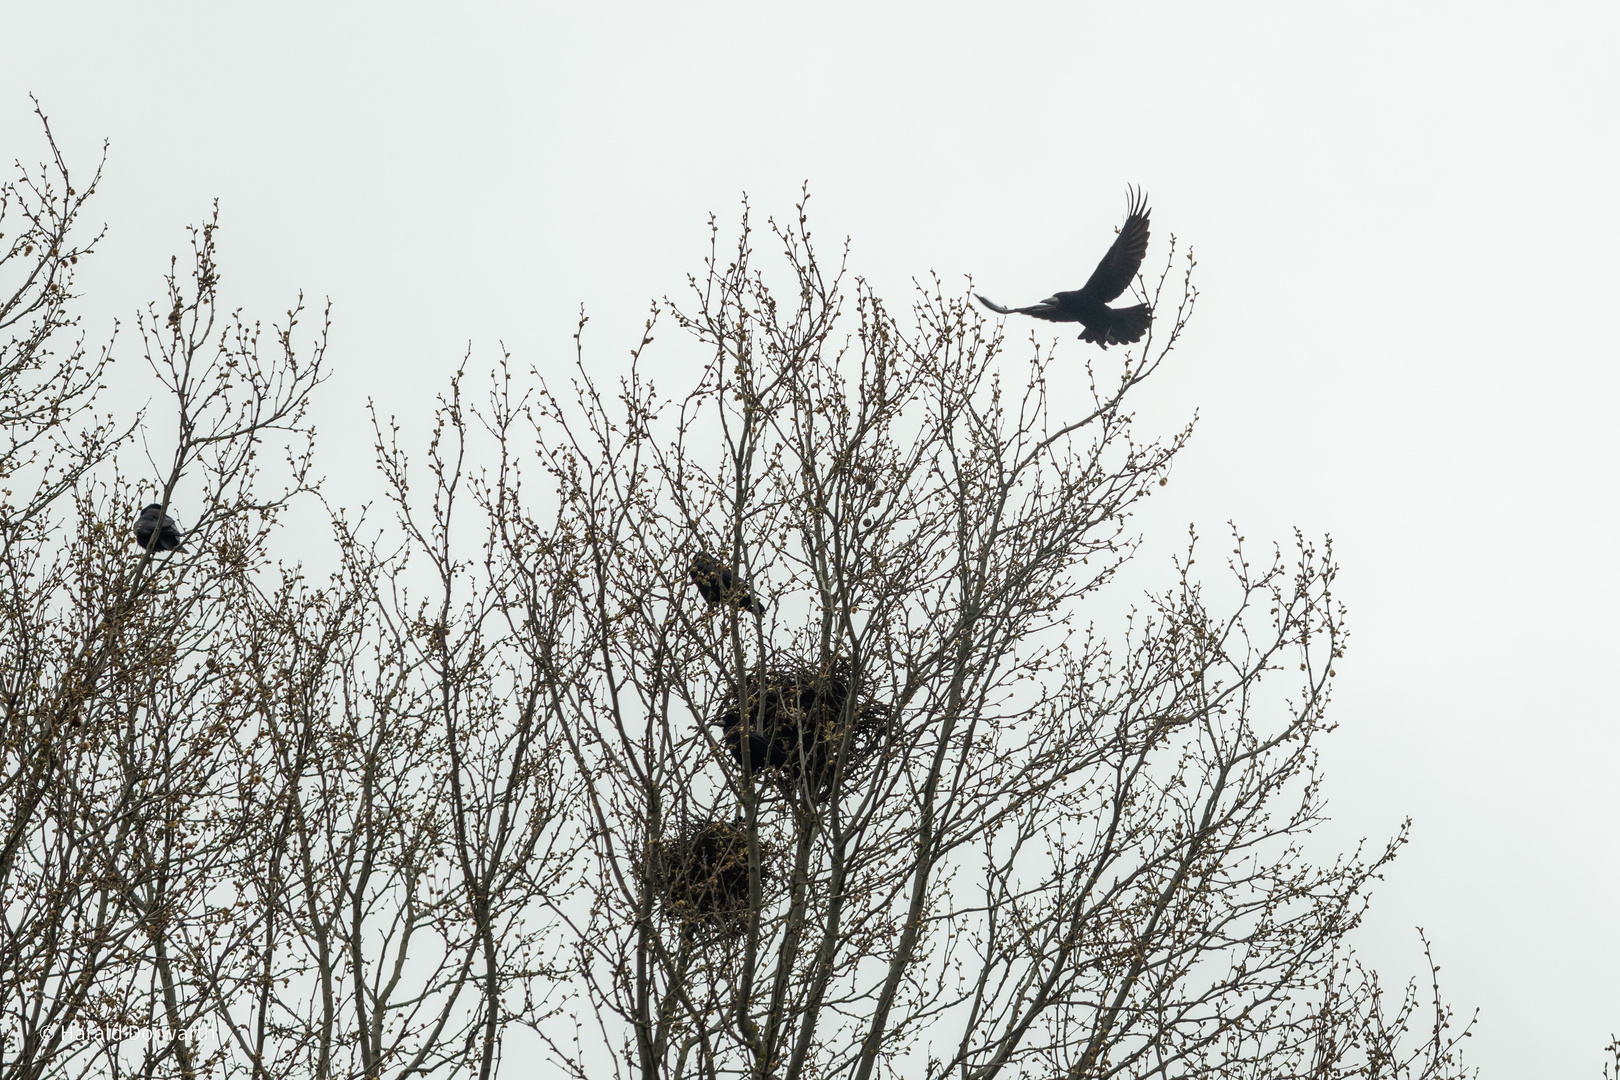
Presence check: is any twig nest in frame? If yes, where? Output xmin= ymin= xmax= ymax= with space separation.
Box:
xmin=647 ymin=819 xmax=769 ymax=932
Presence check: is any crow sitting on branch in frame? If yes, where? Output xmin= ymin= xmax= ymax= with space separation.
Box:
xmin=133 ymin=503 xmax=184 ymax=552
xmin=976 ymin=186 xmax=1153 ymax=348
xmin=689 ymin=553 xmax=763 ymax=616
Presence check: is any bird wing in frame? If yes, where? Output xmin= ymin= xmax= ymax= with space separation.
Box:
xmin=1078 ymin=186 xmax=1151 ymax=303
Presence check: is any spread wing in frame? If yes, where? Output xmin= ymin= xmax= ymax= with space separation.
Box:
xmin=1078 ymin=186 xmax=1150 ymax=303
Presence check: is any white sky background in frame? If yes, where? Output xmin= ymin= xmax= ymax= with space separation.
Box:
xmin=4 ymin=1 xmax=1616 ymax=1075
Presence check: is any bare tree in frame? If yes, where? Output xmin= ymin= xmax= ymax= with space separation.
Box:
xmin=3 ymin=114 xmax=1499 ymax=1080
xmin=0 ymin=113 xmax=579 ymax=1080
xmin=477 ymin=196 xmax=1476 ymax=1080
xmin=167 ymin=398 xmax=582 ymax=1080
xmin=0 ymin=102 xmax=327 ymax=1077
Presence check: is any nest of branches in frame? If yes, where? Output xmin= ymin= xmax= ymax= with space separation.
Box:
xmin=647 ymin=819 xmax=769 ymax=933
xmin=711 ymin=656 xmax=891 ymax=801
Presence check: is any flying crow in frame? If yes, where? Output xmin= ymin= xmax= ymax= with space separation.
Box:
xmin=976 ymin=187 xmax=1153 ymax=348
xmin=133 ymin=503 xmax=184 ymax=552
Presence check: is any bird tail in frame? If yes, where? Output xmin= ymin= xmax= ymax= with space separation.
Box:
xmin=1081 ymin=304 xmax=1152 ymax=347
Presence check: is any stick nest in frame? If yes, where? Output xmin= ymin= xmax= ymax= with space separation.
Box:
xmin=647 ymin=819 xmax=769 ymax=932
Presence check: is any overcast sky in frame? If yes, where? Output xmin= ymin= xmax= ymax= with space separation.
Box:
xmin=4 ymin=2 xmax=1616 ymax=1075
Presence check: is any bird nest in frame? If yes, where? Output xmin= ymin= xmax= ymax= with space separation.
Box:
xmin=646 ymin=819 xmax=769 ymax=933
xmin=711 ymin=657 xmax=891 ymax=800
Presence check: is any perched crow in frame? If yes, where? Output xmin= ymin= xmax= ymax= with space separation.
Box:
xmin=976 ymin=187 xmax=1153 ymax=348
xmin=710 ymin=678 xmax=810 ymax=774
xmin=133 ymin=503 xmax=184 ymax=552
xmin=710 ymin=711 xmax=792 ymax=773
xmin=689 ymin=553 xmax=762 ymax=615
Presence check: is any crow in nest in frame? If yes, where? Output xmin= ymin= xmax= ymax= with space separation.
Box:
xmin=689 ymin=553 xmax=763 ymax=616
xmin=133 ymin=503 xmax=184 ymax=552
xmin=976 ymin=186 xmax=1153 ymax=348
xmin=710 ymin=710 xmax=793 ymax=773
xmin=709 ymin=677 xmax=805 ymax=775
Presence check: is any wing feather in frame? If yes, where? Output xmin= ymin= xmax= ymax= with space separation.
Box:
xmin=1078 ymin=186 xmax=1151 ymax=303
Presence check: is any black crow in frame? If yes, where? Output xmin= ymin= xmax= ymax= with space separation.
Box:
xmin=133 ymin=503 xmax=184 ymax=552
xmin=976 ymin=187 xmax=1153 ymax=348
xmin=689 ymin=553 xmax=762 ymax=615
xmin=710 ymin=681 xmax=818 ymax=777
xmin=711 ymin=710 xmax=792 ymax=773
